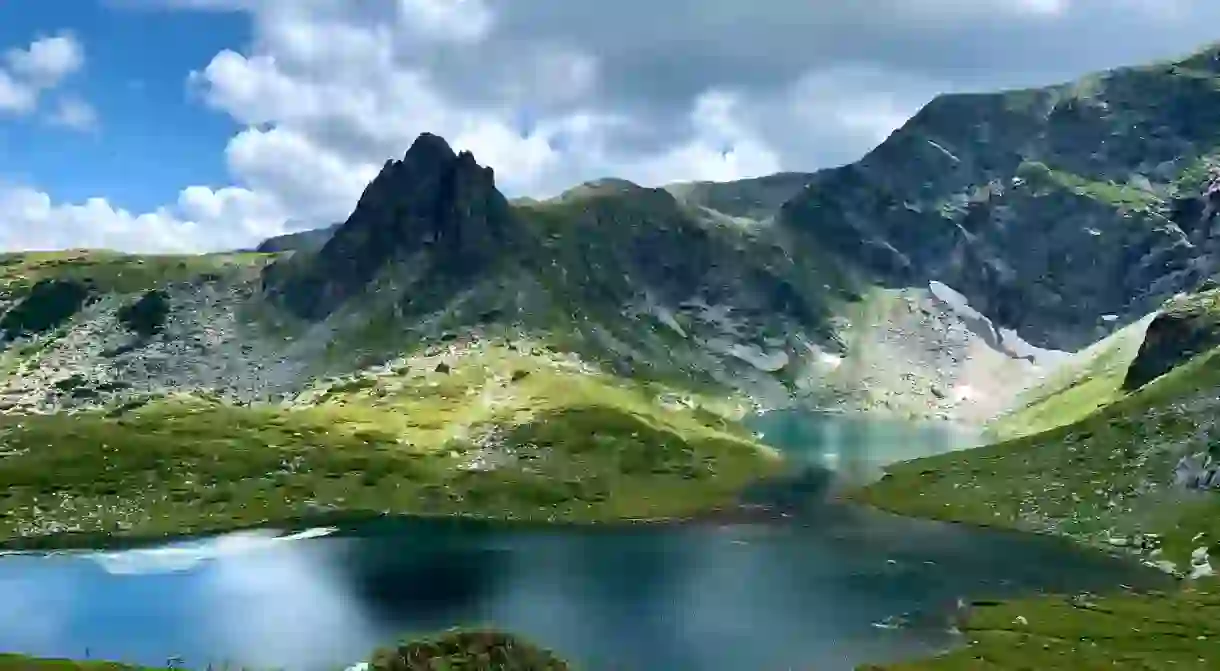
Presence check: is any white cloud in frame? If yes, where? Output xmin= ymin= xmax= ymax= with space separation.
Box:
xmin=0 ymin=184 xmax=286 ymax=253
xmin=0 ymin=69 xmax=37 ymax=113
xmin=223 ymin=126 xmax=380 ymax=223
xmin=47 ymin=96 xmax=99 ymax=131
xmin=12 ymin=0 xmax=1220 ymax=252
xmin=4 ymin=32 xmax=84 ymax=87
xmin=0 ymin=31 xmax=94 ymax=129
xmin=396 ymin=0 xmax=494 ymax=43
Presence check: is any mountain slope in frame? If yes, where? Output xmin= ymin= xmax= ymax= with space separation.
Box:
xmin=859 ymin=286 xmax=1220 ymax=575
xmin=257 ymin=135 xmax=877 ymax=409
xmin=664 ymin=171 xmax=816 ymax=220
xmin=0 ymin=339 xmax=780 ymax=544
xmin=780 ymin=43 xmax=1220 ymax=352
xmin=858 ymin=286 xmax=1220 ymax=671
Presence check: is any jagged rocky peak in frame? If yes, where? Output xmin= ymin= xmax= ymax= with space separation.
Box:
xmin=262 ymin=132 xmax=522 ymax=320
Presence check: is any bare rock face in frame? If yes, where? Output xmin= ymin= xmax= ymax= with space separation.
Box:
xmin=0 ymin=279 xmax=92 ymax=340
xmin=1174 ymin=451 xmax=1220 ymax=490
xmin=262 ymin=133 xmax=524 ymax=321
xmin=777 ymin=46 xmax=1220 ymax=352
xmin=1123 ymin=288 xmax=1220 ymax=390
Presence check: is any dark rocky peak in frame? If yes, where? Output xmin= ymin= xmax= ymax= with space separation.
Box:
xmin=404 ymin=131 xmax=457 ymax=165
xmin=262 ymin=132 xmax=522 ymax=320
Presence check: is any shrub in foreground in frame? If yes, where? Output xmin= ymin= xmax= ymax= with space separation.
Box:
xmin=370 ymin=629 xmax=571 ymax=671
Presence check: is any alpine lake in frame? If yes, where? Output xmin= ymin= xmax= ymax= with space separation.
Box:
xmin=0 ymin=411 xmax=1169 ymax=670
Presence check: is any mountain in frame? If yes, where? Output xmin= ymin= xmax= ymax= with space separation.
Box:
xmin=664 ymin=171 xmax=817 ymax=220
xmin=14 ymin=42 xmax=1220 ymax=425
xmin=264 ymin=132 xmax=529 ymax=322
xmin=781 ymin=46 xmax=1220 ymax=353
xmin=257 ymin=136 xmax=871 ymax=408
xmin=253 ymin=223 xmax=340 ymax=253
xmin=1 ymin=42 xmax=1220 ymax=571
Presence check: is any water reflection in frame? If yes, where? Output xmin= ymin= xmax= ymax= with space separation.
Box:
xmin=0 ymin=515 xmax=1170 ymax=671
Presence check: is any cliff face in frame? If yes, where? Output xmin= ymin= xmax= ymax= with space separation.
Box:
xmin=262 ymin=133 xmax=525 ymax=321
xmin=779 ymin=44 xmax=1220 ymax=351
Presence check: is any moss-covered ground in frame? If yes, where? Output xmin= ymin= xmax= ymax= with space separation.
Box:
xmin=0 ymin=251 xmax=275 ymax=298
xmin=0 ymin=341 xmax=779 ymax=548
xmin=0 ymin=656 xmax=157 ymax=671
xmin=370 ymin=629 xmax=571 ymax=670
xmin=865 ymin=586 xmax=1220 ymax=670
xmin=986 ymin=314 xmax=1152 ymax=442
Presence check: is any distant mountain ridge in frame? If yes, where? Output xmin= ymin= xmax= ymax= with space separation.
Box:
xmin=12 ymin=42 xmax=1220 ymax=421
xmin=257 ymin=44 xmax=1220 ymax=358
xmin=254 ymin=223 xmax=340 ymax=253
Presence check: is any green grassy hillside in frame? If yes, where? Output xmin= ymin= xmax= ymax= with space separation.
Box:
xmin=860 ymin=287 xmax=1220 ymax=669
xmin=0 ymin=339 xmax=778 ymax=547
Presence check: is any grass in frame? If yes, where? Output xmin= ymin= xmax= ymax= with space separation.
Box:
xmin=0 ymin=250 xmax=276 ymax=298
xmin=1015 ymin=161 xmax=1164 ymax=213
xmin=857 ymin=295 xmax=1220 ymax=669
xmin=866 ymin=586 xmax=1220 ymax=670
xmin=854 ymin=342 xmax=1220 ymax=565
xmin=0 ymin=656 xmax=158 ymax=671
xmin=0 ymin=341 xmax=780 ymax=547
xmin=371 ymin=629 xmax=570 ymax=670
xmin=987 ymin=314 xmax=1153 ymax=441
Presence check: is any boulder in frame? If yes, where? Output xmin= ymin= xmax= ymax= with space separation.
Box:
xmin=1124 ymin=289 xmax=1220 ymax=390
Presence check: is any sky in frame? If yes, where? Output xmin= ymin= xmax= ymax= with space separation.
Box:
xmin=2 ymin=0 xmax=1220 ymax=253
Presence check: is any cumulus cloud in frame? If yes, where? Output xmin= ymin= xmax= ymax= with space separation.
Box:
xmin=4 ymin=32 xmax=84 ymax=87
xmin=0 ymin=183 xmax=283 ymax=253
xmin=0 ymin=32 xmax=88 ymax=118
xmin=11 ymin=0 xmax=1220 ymax=251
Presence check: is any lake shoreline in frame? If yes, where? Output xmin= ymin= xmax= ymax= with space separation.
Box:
xmin=0 ymin=497 xmax=800 ymax=553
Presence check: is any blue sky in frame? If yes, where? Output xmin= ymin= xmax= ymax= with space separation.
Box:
xmin=3 ymin=0 xmax=1220 ymax=252
xmin=0 ymin=0 xmax=246 ymax=212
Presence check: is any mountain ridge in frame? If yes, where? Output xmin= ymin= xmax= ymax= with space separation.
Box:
xmin=4 ymin=41 xmax=1220 ymax=532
